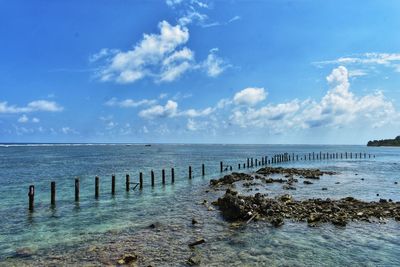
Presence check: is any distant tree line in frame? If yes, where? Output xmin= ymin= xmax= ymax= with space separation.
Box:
xmin=367 ymin=136 xmax=400 ymax=146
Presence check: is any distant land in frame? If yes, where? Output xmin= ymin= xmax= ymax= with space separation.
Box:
xmin=367 ymin=136 xmax=400 ymax=147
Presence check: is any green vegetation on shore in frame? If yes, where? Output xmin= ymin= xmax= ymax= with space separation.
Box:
xmin=367 ymin=136 xmax=400 ymax=147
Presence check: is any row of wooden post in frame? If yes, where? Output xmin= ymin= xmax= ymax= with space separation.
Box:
xmin=28 ymin=151 xmax=374 ymax=211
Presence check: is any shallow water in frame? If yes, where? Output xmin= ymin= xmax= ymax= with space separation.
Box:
xmin=0 ymin=144 xmax=399 ymax=266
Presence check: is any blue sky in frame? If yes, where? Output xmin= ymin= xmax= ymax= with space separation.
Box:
xmin=1 ymin=0 xmax=400 ymax=144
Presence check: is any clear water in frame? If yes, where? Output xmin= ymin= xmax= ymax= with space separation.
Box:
xmin=0 ymin=144 xmax=399 ymax=266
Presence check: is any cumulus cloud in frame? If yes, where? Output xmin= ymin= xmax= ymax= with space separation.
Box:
xmin=139 ymin=100 xmax=178 ymax=119
xmin=105 ymin=97 xmax=157 ymax=108
xmin=227 ymin=66 xmax=398 ymax=132
xmin=233 ymin=87 xmax=267 ymax=106
xmin=18 ymin=114 xmax=29 ymax=123
xmin=92 ymin=6 xmax=229 ymax=83
xmin=300 ymin=66 xmax=397 ymax=129
xmin=0 ymin=100 xmax=63 ymax=114
xmin=138 ymin=100 xmax=214 ymax=119
xmin=202 ymin=48 xmax=230 ymax=77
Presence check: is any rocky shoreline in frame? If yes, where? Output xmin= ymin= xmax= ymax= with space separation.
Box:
xmin=210 ymin=167 xmax=400 ymax=227
xmin=213 ymin=189 xmax=400 ymax=227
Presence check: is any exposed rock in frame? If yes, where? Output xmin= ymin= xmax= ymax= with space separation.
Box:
xmin=303 ymin=181 xmax=313 ymax=185
xmin=213 ymin=190 xmax=400 ymax=227
xmin=117 ymin=253 xmax=138 ymax=265
xmin=192 ymin=218 xmax=198 ymax=225
xmin=322 ymin=188 xmax=328 ymax=191
xmin=187 ymin=253 xmax=201 ymax=266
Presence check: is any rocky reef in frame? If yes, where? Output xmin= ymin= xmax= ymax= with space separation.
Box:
xmin=213 ymin=189 xmax=400 ymax=227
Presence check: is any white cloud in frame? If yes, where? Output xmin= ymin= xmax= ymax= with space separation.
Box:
xmin=227 ymin=66 xmax=398 ymax=132
xmin=92 ymin=6 xmax=230 ymax=83
xmin=32 ymin=117 xmax=40 ymax=123
xmin=233 ymin=87 xmax=267 ymax=106
xmin=228 ymin=16 xmax=241 ymax=23
xmin=0 ymin=100 xmax=63 ymax=114
xmin=202 ymin=48 xmax=229 ymax=77
xmin=18 ymin=114 xmax=29 ymax=123
xmin=300 ymin=66 xmax=397 ymax=129
xmin=313 ymin=52 xmax=400 ymax=75
xmin=61 ymin=127 xmax=78 ymax=135
xmin=138 ymin=99 xmax=214 ymax=119
xmin=105 ymin=97 xmax=157 ymax=108
xmin=179 ymin=107 xmax=214 ymax=117
xmin=93 ymin=21 xmax=191 ymax=84
xmin=139 ymin=100 xmax=178 ymax=119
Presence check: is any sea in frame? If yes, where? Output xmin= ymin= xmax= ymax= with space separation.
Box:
xmin=0 ymin=144 xmax=399 ymax=266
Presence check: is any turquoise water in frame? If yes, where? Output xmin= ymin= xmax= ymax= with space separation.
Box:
xmin=0 ymin=144 xmax=399 ymax=266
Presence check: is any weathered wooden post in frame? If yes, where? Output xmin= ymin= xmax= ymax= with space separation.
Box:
xmin=95 ymin=176 xmax=99 ymax=199
xmin=369 ymin=154 xmax=371 ymax=158
xmin=202 ymin=164 xmax=205 ymax=176
xmin=255 ymin=159 xmax=258 ymax=166
xmin=50 ymin=181 xmax=56 ymax=206
xmin=345 ymin=152 xmax=348 ymax=159
xmin=220 ymin=161 xmax=223 ymax=172
xmin=262 ymin=157 xmax=264 ymax=165
xmin=28 ymin=185 xmax=34 ymax=211
xmin=296 ymin=155 xmax=299 ymax=161
xmin=111 ymin=174 xmax=116 ymax=195
xmin=126 ymin=174 xmax=130 ymax=192
xmin=247 ymin=158 xmax=250 ymax=168
xmin=238 ymin=163 xmax=241 ymax=169
xmin=75 ymin=178 xmax=80 ymax=202
xmin=313 ymin=152 xmax=315 ymax=160
xmin=251 ymin=158 xmax=254 ymax=167
xmin=364 ymin=153 xmax=366 ymax=158
xmin=320 ymin=151 xmax=322 ymax=160
xmin=189 ymin=166 xmax=192 ymax=179
xmin=171 ymin=168 xmax=175 ymax=183
xmin=162 ymin=169 xmax=166 ymax=184
xmin=139 ymin=172 xmax=143 ymax=189
xmin=151 ymin=170 xmax=155 ymax=187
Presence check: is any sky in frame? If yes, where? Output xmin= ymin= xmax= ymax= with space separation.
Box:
xmin=1 ymin=0 xmax=400 ymax=144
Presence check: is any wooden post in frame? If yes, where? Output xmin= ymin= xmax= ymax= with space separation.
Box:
xmin=238 ymin=163 xmax=241 ymax=169
xmin=220 ymin=161 xmax=223 ymax=172
xmin=139 ymin=172 xmax=143 ymax=189
xmin=28 ymin=185 xmax=34 ymax=211
xmin=313 ymin=152 xmax=315 ymax=160
xmin=126 ymin=174 xmax=130 ymax=192
xmin=50 ymin=181 xmax=56 ymax=206
xmin=255 ymin=159 xmax=258 ymax=166
xmin=75 ymin=178 xmax=80 ymax=202
xmin=171 ymin=168 xmax=175 ymax=183
xmin=296 ymin=155 xmax=298 ymax=161
xmin=111 ymin=174 xmax=116 ymax=195
xmin=95 ymin=176 xmax=99 ymax=199
xmin=247 ymin=158 xmax=250 ymax=168
xmin=230 ymin=166 xmax=232 ymax=171
xmin=261 ymin=157 xmax=264 ymax=165
xmin=202 ymin=164 xmax=205 ymax=176
xmin=251 ymin=158 xmax=254 ymax=167
xmin=189 ymin=166 xmax=192 ymax=179
xmin=268 ymin=160 xmax=271 ymax=164
xmin=369 ymin=154 xmax=371 ymax=158
xmin=162 ymin=169 xmax=166 ymax=184
xmin=151 ymin=170 xmax=155 ymax=187
xmin=350 ymin=152 xmax=352 ymax=159
xmin=364 ymin=153 xmax=366 ymax=158
xmin=345 ymin=152 xmax=348 ymax=159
